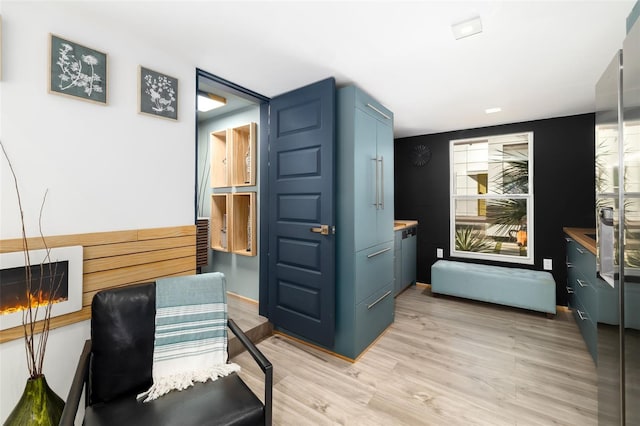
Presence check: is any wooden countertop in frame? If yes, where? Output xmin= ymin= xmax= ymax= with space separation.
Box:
xmin=394 ymin=220 xmax=418 ymax=231
xmin=563 ymin=227 xmax=596 ymax=255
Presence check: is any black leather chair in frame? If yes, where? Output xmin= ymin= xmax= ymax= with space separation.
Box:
xmin=59 ymin=282 xmax=272 ymax=426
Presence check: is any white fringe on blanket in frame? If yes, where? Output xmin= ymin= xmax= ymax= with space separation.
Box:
xmin=136 ymin=273 xmax=240 ymax=403
xmin=137 ymin=364 xmax=240 ymax=402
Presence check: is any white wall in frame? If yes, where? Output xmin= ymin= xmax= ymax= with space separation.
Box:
xmin=0 ymin=2 xmax=196 ymax=422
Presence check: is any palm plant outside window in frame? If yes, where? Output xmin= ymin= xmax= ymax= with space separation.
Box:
xmin=450 ymin=132 xmax=534 ymax=264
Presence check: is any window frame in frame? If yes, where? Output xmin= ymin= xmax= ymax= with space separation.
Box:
xmin=449 ymin=132 xmax=534 ymax=264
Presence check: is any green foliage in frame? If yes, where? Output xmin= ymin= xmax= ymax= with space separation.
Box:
xmin=455 ymin=226 xmax=493 ymax=253
xmin=486 ymin=199 xmax=527 ymax=232
xmin=489 ymin=150 xmax=528 ymax=233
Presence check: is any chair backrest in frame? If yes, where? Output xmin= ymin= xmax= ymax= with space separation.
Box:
xmin=89 ymin=282 xmax=156 ymax=404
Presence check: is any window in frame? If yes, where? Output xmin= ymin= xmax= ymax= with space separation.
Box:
xmin=450 ymin=132 xmax=533 ymax=264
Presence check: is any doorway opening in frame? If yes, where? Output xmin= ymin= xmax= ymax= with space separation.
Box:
xmin=194 ymin=69 xmax=268 ymax=308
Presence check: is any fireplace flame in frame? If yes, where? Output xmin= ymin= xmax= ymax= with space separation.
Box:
xmin=0 ymin=290 xmax=67 ymax=316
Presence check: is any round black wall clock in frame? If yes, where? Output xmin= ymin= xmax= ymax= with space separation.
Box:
xmin=412 ymin=144 xmax=431 ymax=167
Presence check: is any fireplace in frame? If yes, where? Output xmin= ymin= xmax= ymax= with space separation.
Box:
xmin=0 ymin=246 xmax=83 ymax=331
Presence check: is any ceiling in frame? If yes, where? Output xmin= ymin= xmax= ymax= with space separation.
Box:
xmin=72 ymin=1 xmax=635 ymax=138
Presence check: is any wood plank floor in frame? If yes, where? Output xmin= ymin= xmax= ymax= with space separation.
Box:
xmin=231 ymin=285 xmax=597 ymax=425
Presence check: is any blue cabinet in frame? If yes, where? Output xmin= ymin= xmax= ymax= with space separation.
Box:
xmin=335 ymin=86 xmax=394 ymax=359
xmin=565 ymin=235 xmax=598 ymax=363
xmin=394 ymin=226 xmax=417 ymax=296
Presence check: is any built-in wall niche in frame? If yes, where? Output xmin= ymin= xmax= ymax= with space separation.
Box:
xmin=210 ymin=122 xmax=256 ymax=188
xmin=210 ymin=192 xmax=256 ymax=256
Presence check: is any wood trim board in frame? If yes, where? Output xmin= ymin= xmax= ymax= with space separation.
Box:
xmin=0 ymin=225 xmax=196 ymax=343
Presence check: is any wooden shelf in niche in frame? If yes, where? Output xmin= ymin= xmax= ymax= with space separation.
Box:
xmin=210 ymin=194 xmax=229 ymax=252
xmin=210 ymin=129 xmax=230 ymax=188
xmin=231 ymin=192 xmax=256 ymax=257
xmin=231 ymin=122 xmax=257 ymax=187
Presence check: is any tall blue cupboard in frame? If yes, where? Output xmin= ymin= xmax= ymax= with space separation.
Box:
xmin=334 ymin=85 xmax=395 ymax=359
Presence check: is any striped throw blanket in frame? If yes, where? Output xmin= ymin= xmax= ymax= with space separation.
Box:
xmin=137 ymin=272 xmax=240 ymax=402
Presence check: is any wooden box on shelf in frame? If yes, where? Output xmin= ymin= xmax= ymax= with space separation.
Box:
xmin=210 ymin=122 xmax=256 ymax=189
xmin=231 ymin=122 xmax=257 ymax=187
xmin=210 ymin=129 xmax=229 ymax=188
xmin=210 ymin=193 xmax=229 ymax=252
xmin=231 ymin=192 xmax=256 ymax=257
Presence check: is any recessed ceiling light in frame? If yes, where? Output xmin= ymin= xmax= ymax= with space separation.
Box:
xmin=485 ymin=107 xmax=502 ymax=114
xmin=452 ymin=16 xmax=482 ymax=40
xmin=198 ymin=93 xmax=227 ymax=112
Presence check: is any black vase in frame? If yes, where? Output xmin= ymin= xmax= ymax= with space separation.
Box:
xmin=4 ymin=375 xmax=64 ymax=426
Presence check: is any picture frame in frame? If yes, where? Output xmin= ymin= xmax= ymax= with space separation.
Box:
xmin=49 ymin=34 xmax=107 ymax=104
xmin=138 ymin=66 xmax=178 ymax=120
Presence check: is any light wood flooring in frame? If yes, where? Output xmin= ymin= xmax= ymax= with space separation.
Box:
xmin=231 ymin=285 xmax=598 ymax=425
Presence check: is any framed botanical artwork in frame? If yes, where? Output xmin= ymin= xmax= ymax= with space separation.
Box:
xmin=138 ymin=66 xmax=178 ymax=120
xmin=49 ymin=34 xmax=107 ymax=104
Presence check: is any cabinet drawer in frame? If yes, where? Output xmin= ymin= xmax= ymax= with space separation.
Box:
xmin=354 ymin=283 xmax=394 ymax=356
xmin=572 ymin=297 xmax=597 ymax=363
xmin=566 ymin=264 xmax=578 ymax=309
xmin=355 ymin=242 xmax=394 ymax=303
xmin=566 ymin=238 xmax=596 ymax=280
xmin=572 ymin=270 xmax=598 ymax=318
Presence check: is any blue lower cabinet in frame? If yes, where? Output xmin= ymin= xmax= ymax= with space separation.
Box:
xmin=572 ymin=296 xmax=598 ymax=362
xmin=335 ymin=283 xmax=394 ymax=359
xmin=565 ymin=233 xmax=598 ymax=363
xmin=355 ymin=242 xmax=394 ymax=304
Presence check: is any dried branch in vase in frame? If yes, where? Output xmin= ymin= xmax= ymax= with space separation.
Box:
xmin=1 ymin=140 xmax=65 ymax=378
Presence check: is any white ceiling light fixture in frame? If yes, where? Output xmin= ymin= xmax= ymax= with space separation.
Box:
xmin=452 ymin=16 xmax=483 ymax=40
xmin=485 ymin=107 xmax=502 ymax=114
xmin=197 ymin=92 xmax=227 ymax=112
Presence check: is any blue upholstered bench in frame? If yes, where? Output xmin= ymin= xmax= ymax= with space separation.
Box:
xmin=431 ymin=260 xmax=556 ymax=316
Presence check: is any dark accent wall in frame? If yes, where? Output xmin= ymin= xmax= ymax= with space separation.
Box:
xmin=394 ymin=113 xmax=595 ymax=306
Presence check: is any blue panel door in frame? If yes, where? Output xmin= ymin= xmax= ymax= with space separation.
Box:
xmin=267 ymin=78 xmax=336 ymax=347
xmin=376 ymin=119 xmax=394 ymax=245
xmin=353 ymin=109 xmax=379 ymax=252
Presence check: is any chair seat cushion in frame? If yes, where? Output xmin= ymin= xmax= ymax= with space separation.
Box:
xmin=84 ymin=373 xmax=264 ymax=426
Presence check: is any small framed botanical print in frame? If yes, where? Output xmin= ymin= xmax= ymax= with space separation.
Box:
xmin=138 ymin=66 xmax=178 ymax=120
xmin=49 ymin=34 xmax=107 ymax=104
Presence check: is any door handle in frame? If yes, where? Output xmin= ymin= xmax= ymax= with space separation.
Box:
xmin=367 ymin=247 xmax=391 ymax=258
xmin=310 ymin=224 xmax=330 ymax=235
xmin=372 ymin=157 xmax=379 ymax=209
xmin=366 ymin=103 xmax=392 ymax=120
xmin=379 ymin=156 xmax=384 ymax=210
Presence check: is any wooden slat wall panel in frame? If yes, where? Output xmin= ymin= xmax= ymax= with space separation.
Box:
xmin=83 ymin=257 xmax=195 ymax=292
xmin=84 ymin=235 xmax=195 ymax=259
xmin=0 ymin=225 xmax=196 ymax=344
xmin=84 ymin=246 xmax=195 ymax=274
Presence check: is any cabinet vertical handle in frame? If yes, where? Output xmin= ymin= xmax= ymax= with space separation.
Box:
xmin=379 ymin=156 xmax=384 ymax=209
xmin=367 ymin=290 xmax=392 ymax=310
xmin=366 ymin=103 xmax=391 ymax=120
xmin=576 ymin=279 xmax=588 ymax=288
xmin=576 ymin=247 xmax=585 ymax=254
xmin=372 ymin=157 xmax=379 ymax=209
xmin=566 ymin=286 xmax=574 ymax=294
xmin=577 ymin=310 xmax=588 ymax=321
